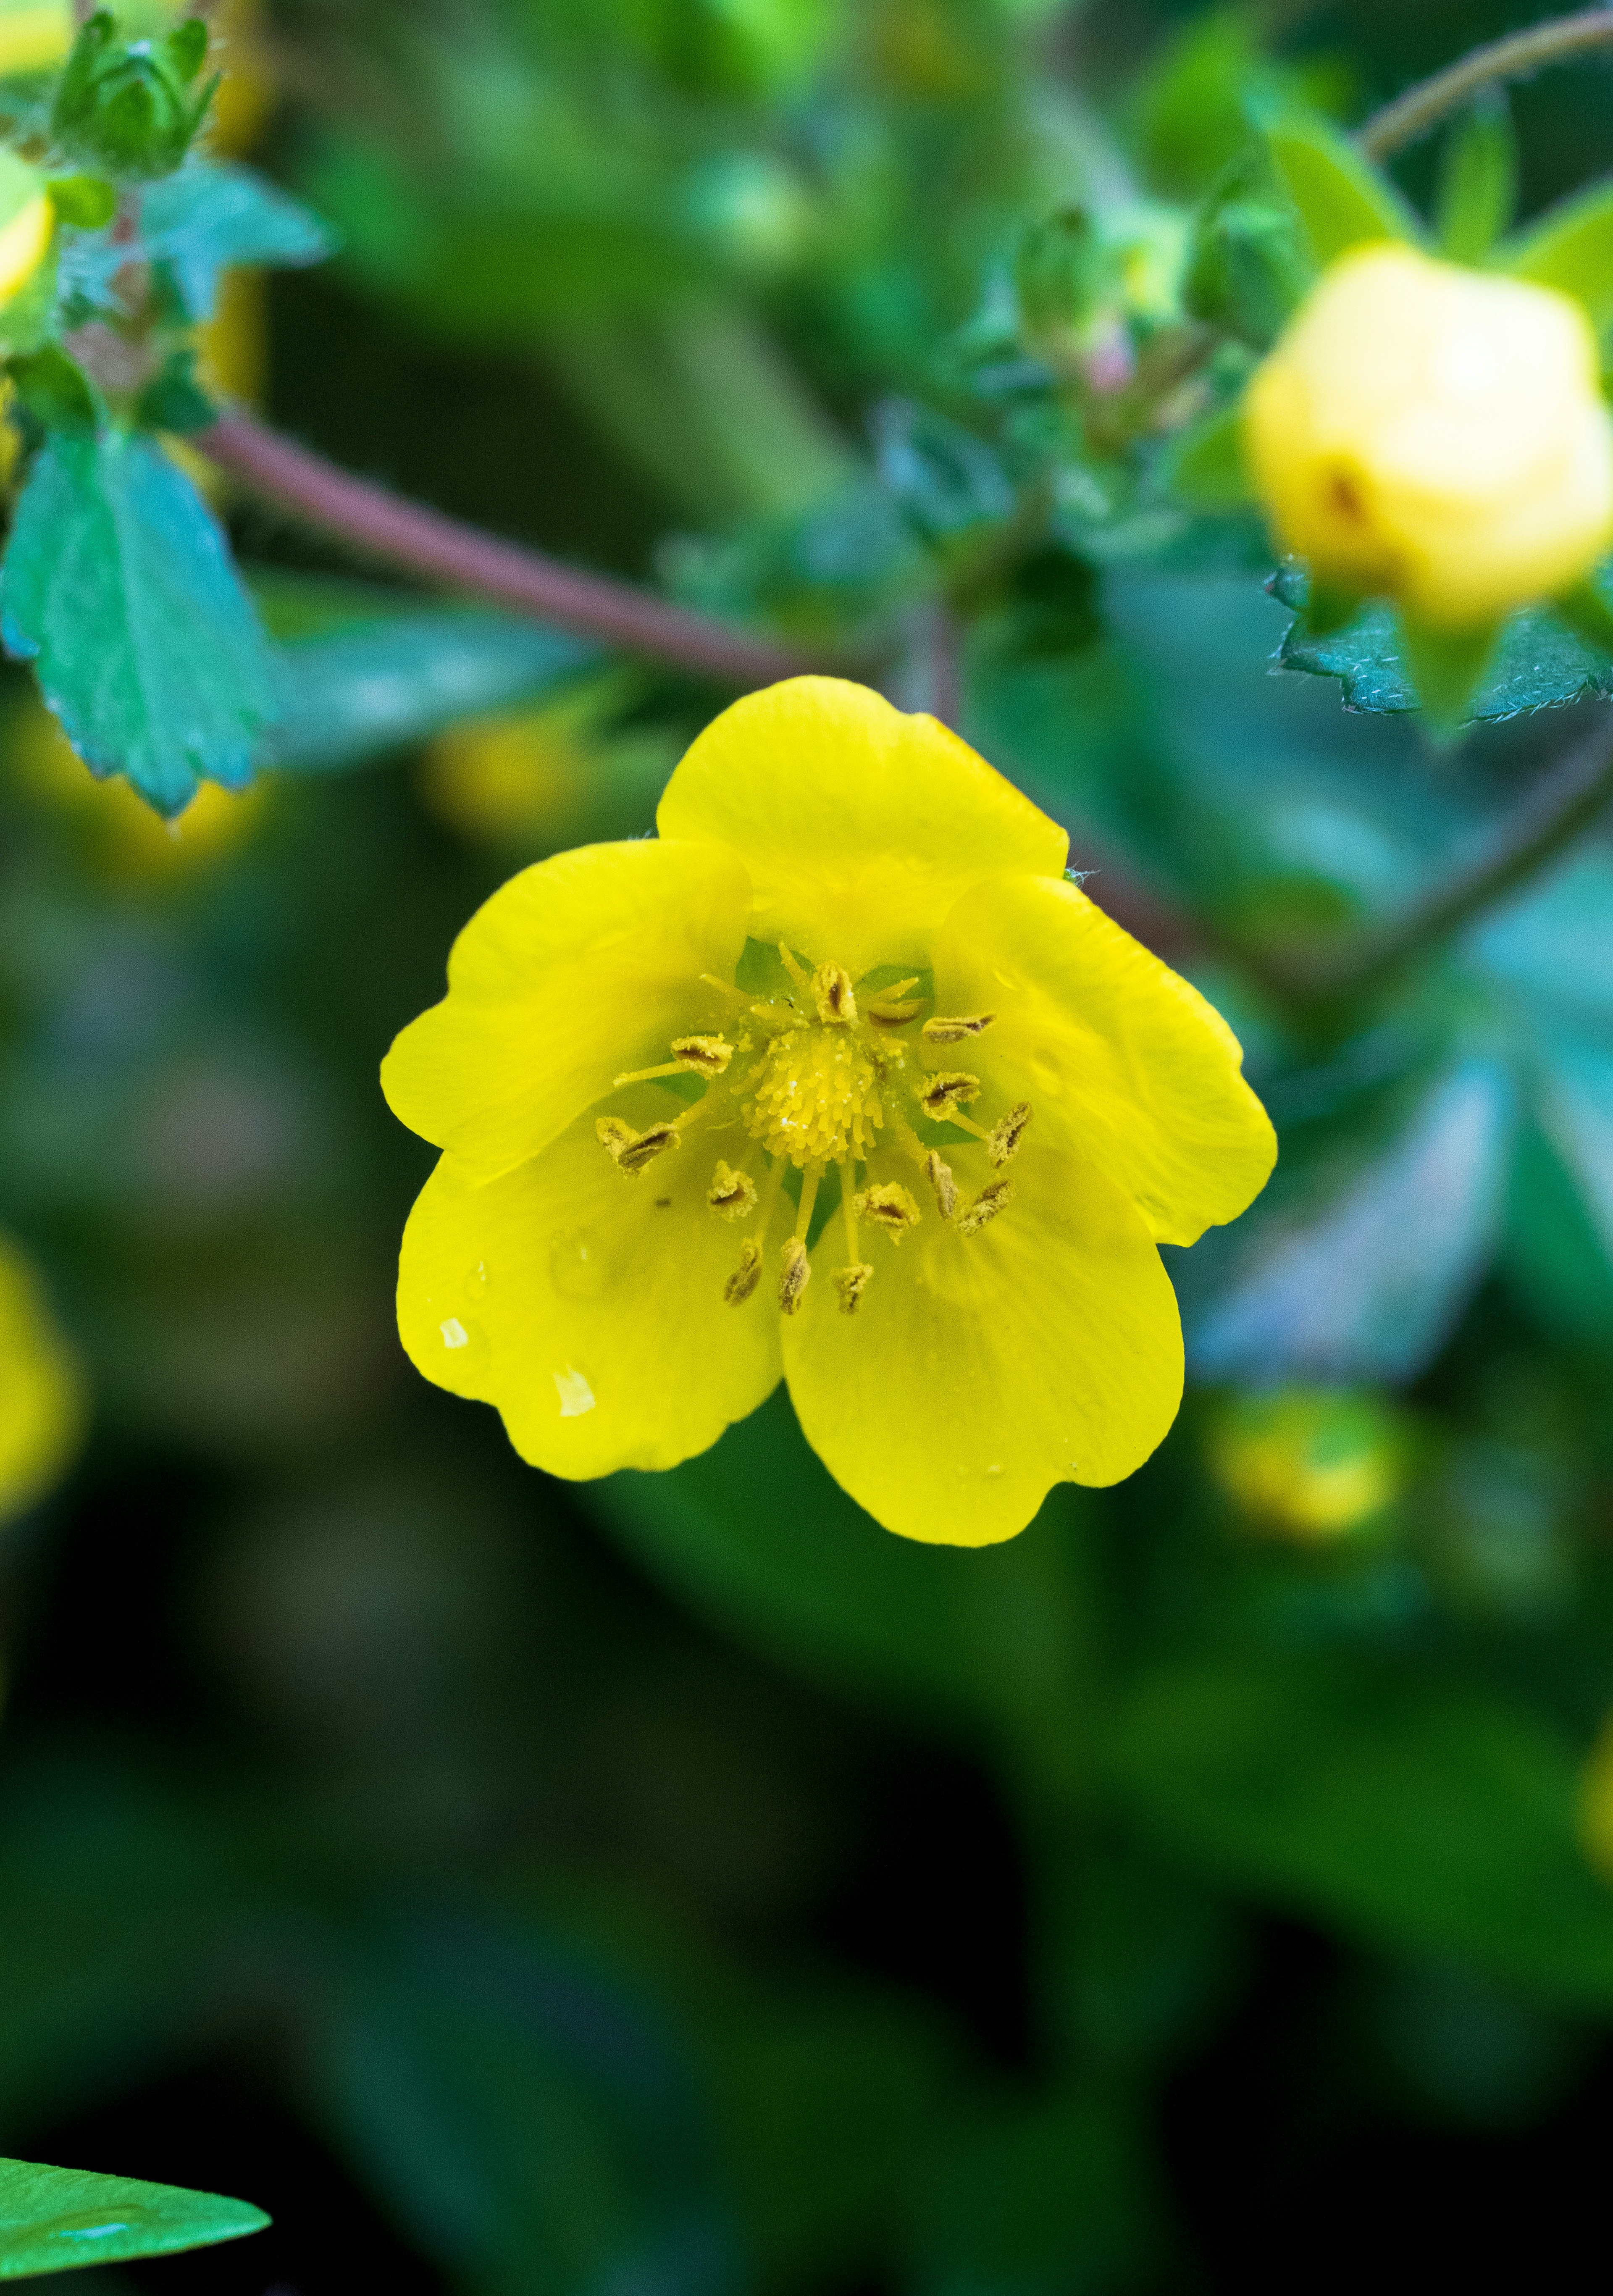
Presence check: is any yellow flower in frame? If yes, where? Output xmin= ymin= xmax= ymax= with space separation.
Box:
xmin=1208 ymin=1387 xmax=1405 ymax=1541
xmin=383 ymin=678 xmax=1275 ymax=1545
xmin=0 ymin=0 xmax=72 ymax=81
xmin=0 ymin=151 xmax=50 ymax=310
xmin=1245 ymin=242 xmax=1613 ymax=630
xmin=0 ymin=1232 xmax=85 ymax=1524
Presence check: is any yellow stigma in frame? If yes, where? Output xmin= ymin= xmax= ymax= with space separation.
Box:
xmin=743 ymin=1023 xmax=880 ymax=1168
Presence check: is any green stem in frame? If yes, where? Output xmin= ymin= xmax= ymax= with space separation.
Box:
xmin=1359 ymin=12 xmax=1613 ymax=161
xmin=1277 ymin=707 xmax=1613 ymax=1003
xmin=539 ymin=301 xmax=856 ymax=528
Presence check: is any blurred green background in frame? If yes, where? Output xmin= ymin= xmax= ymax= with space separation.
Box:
xmin=9 ymin=1 xmax=1613 ymax=2290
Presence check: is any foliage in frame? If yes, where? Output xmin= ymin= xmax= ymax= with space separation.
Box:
xmin=5 ymin=0 xmax=1613 ymax=2289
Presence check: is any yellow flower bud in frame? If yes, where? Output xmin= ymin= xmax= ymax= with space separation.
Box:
xmin=1579 ymin=1709 xmax=1613 ymax=1887
xmin=1245 ymin=243 xmax=1613 ymax=630
xmin=1208 ymin=1387 xmax=1406 ymax=1541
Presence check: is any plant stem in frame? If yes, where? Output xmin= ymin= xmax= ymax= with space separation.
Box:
xmin=1359 ymin=11 xmax=1613 ymax=160
xmin=1279 ymin=708 xmax=1613 ymax=1001
xmin=197 ymin=412 xmax=846 ymax=688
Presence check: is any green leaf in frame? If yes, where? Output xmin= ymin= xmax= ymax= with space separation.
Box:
xmin=1164 ymin=399 xmax=1254 ymax=510
xmin=3 ymin=349 xmax=97 ymax=437
xmin=137 ymin=162 xmax=334 ymax=321
xmin=263 ymin=599 xmax=600 ymax=775
xmin=45 ymin=175 xmax=116 ymax=231
xmin=1496 ymin=176 xmax=1613 ymax=334
xmin=0 ymin=2159 xmax=266 ymax=2280
xmin=1435 ymin=93 xmax=1517 ymax=263
xmin=1104 ymin=1654 xmax=1613 ymax=2012
xmin=1272 ymin=565 xmax=1613 ymax=719
xmin=1190 ymin=1058 xmax=1516 ymax=1386
xmin=0 ymin=430 xmax=278 ymax=815
xmin=588 ymin=1389 xmax=1094 ymax=1745
xmin=1263 ymin=110 xmax=1422 ymax=268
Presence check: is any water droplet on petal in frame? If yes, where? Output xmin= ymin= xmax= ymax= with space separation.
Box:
xmin=554 ymin=1365 xmax=596 ymax=1418
xmin=440 ymin=1317 xmax=469 ymax=1350
xmin=550 ymin=1230 xmax=609 ymax=1299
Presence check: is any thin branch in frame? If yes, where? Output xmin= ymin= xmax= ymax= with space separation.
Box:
xmin=196 ymin=411 xmax=844 ymax=689
xmin=1279 ymin=707 xmax=1613 ymax=1002
xmin=1360 ymin=11 xmax=1613 ymax=160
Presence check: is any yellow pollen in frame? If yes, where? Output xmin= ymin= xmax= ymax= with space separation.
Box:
xmin=725 ymin=1240 xmax=763 ymax=1304
xmin=812 ymin=963 xmax=857 ymax=1025
xmin=918 ymin=1071 xmax=980 ymax=1121
xmin=923 ymin=1150 xmax=958 ymax=1221
xmin=856 ymin=1182 xmax=922 ymax=1243
xmin=923 ymin=1013 xmax=996 ymax=1044
xmin=778 ymin=1236 xmax=811 ymax=1314
xmin=743 ymin=1026 xmax=880 ymax=1168
xmin=989 ymin=1102 xmax=1032 ymax=1165
xmin=597 ymin=1116 xmax=680 ymax=1174
xmin=958 ymin=1178 xmax=1012 ymax=1236
xmin=707 ymin=1161 xmax=757 ymax=1220
xmin=835 ymin=1263 xmax=874 ymax=1314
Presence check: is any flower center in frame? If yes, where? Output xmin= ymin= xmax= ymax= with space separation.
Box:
xmin=593 ymin=943 xmax=1032 ymax=1320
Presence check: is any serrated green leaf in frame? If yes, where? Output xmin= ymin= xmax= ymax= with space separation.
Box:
xmin=1105 ymin=1654 xmax=1613 ymax=2012
xmin=1190 ymin=1058 xmax=1516 ymax=1385
xmin=1264 ymin=111 xmax=1421 ymax=268
xmin=0 ymin=430 xmax=278 ymax=815
xmin=0 ymin=2157 xmax=267 ymax=2279
xmin=1272 ymin=565 xmax=1613 ymax=719
xmin=1496 ymin=176 xmax=1613 ymax=333
xmin=1435 ymin=93 xmax=1517 ymax=263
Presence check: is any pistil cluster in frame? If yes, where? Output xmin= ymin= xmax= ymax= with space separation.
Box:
xmin=596 ymin=948 xmax=1032 ymax=1316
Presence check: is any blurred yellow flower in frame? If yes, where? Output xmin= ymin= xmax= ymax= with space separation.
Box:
xmin=9 ymin=694 xmax=268 ymax=875
xmin=0 ymin=1233 xmax=85 ymax=1526
xmin=1209 ymin=1387 xmax=1406 ymax=1540
xmin=1245 ymin=243 xmax=1613 ymax=630
xmin=384 ymin=677 xmax=1275 ymax=1545
xmin=0 ymin=0 xmax=71 ymax=80
xmin=0 ymin=150 xmax=50 ymax=309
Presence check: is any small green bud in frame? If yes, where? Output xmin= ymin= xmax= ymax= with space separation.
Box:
xmin=1185 ymin=194 xmax=1314 ymax=349
xmin=51 ymin=9 xmax=217 ymax=181
xmin=1011 ymin=207 xmax=1114 ymax=357
xmin=46 ymin=172 xmax=118 ymax=229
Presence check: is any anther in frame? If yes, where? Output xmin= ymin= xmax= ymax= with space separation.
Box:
xmin=835 ymin=1263 xmax=874 ymax=1314
xmin=918 ymin=1072 xmax=980 ymax=1122
xmin=923 ymin=1150 xmax=958 ymax=1222
xmin=614 ymin=1034 xmax=733 ymax=1087
xmin=597 ymin=1116 xmax=681 ymax=1175
xmin=958 ymin=1178 xmax=1012 ymax=1236
xmin=725 ymin=1240 xmax=763 ymax=1305
xmin=866 ymin=978 xmax=923 ymax=1027
xmin=812 ymin=963 xmax=856 ymax=1026
xmin=923 ymin=1013 xmax=996 ymax=1044
xmin=988 ymin=1102 xmax=1032 ymax=1165
xmin=855 ymin=1182 xmax=922 ymax=1243
xmin=778 ymin=1237 xmax=812 ymax=1314
xmin=707 ymin=1161 xmax=757 ymax=1220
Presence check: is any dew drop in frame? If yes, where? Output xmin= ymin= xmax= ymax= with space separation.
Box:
xmin=467 ymin=1258 xmax=489 ymax=1295
xmin=440 ymin=1317 xmax=469 ymax=1350
xmin=549 ymin=1230 xmax=609 ymax=1299
xmin=554 ymin=1364 xmax=596 ymax=1417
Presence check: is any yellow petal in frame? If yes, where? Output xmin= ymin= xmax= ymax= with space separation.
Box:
xmin=933 ymin=874 xmax=1276 ymax=1247
xmin=398 ymin=1114 xmax=782 ymax=1478
xmin=382 ymin=838 xmax=751 ymax=1180
xmin=0 ymin=1232 xmax=85 ymax=1524
xmin=781 ymin=1140 xmax=1183 ymax=1544
xmin=656 ymin=677 xmax=1067 ymax=975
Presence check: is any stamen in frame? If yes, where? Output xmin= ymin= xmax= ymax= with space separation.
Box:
xmin=778 ymin=1237 xmax=811 ymax=1314
xmin=835 ymin=1263 xmax=874 ymax=1314
xmin=988 ymin=1102 xmax=1032 ymax=1165
xmin=794 ymin=1162 xmax=823 ymax=1242
xmin=778 ymin=942 xmax=811 ymax=991
xmin=923 ymin=1013 xmax=996 ymax=1044
xmin=613 ymin=1033 xmax=734 ymax=1088
xmin=958 ymin=1178 xmax=1012 ymax=1236
xmin=725 ymin=1240 xmax=763 ymax=1304
xmin=922 ymin=1150 xmax=958 ymax=1222
xmin=918 ymin=1071 xmax=981 ymax=1122
xmin=707 ymin=1161 xmax=757 ymax=1220
xmin=842 ymin=1169 xmax=861 ymax=1265
xmin=866 ymin=996 xmax=925 ymax=1027
xmin=855 ymin=1181 xmax=922 ymax=1243
xmin=597 ymin=1116 xmax=680 ymax=1175
xmin=812 ymin=963 xmax=856 ymax=1026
